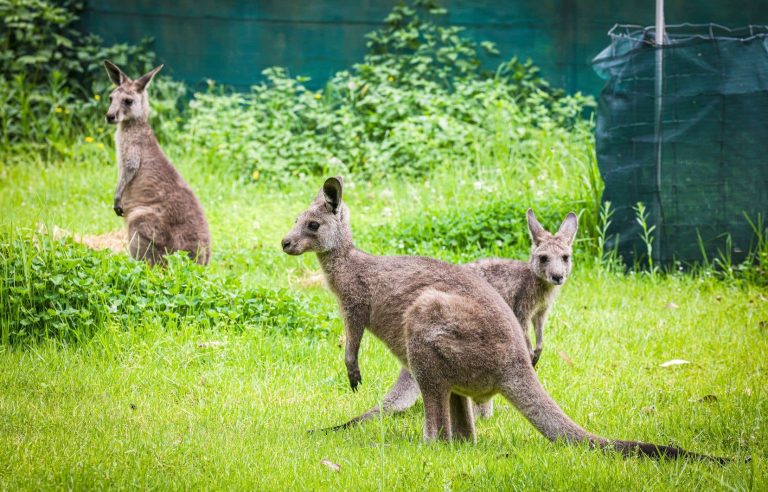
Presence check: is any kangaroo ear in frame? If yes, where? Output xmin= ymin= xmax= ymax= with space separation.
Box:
xmin=322 ymin=176 xmax=343 ymax=214
xmin=527 ymin=209 xmax=547 ymax=246
xmin=134 ymin=64 xmax=164 ymax=92
xmin=557 ymin=212 xmax=579 ymax=245
xmin=104 ymin=60 xmax=130 ymax=86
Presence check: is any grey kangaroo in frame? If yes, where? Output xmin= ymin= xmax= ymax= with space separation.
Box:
xmin=104 ymin=60 xmax=211 ymax=266
xmin=282 ymin=176 xmax=726 ymax=462
xmin=323 ymin=209 xmax=576 ymax=430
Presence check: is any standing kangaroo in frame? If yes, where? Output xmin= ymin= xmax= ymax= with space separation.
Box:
xmin=468 ymin=208 xmax=577 ymax=367
xmin=104 ymin=61 xmax=211 ymax=266
xmin=282 ymin=176 xmax=725 ymax=462
xmin=322 ymin=209 xmax=577 ymax=430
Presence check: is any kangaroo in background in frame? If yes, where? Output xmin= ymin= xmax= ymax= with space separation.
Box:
xmin=468 ymin=209 xmax=577 ymax=367
xmin=321 ymin=209 xmax=577 ymax=430
xmin=282 ymin=176 xmax=726 ymax=462
xmin=104 ymin=61 xmax=211 ymax=266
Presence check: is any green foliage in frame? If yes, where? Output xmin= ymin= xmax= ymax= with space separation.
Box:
xmin=0 ymin=232 xmax=336 ymax=344
xmin=0 ymin=0 xmax=183 ymax=150
xmin=0 ymin=0 xmax=86 ymax=85
xmin=742 ymin=213 xmax=768 ymax=285
xmin=183 ymin=2 xmax=595 ymax=182
xmin=184 ymin=71 xmax=333 ymax=180
xmin=633 ymin=201 xmax=658 ymax=275
xmin=695 ymin=213 xmax=768 ymax=286
xmin=369 ymin=199 xmax=570 ymax=261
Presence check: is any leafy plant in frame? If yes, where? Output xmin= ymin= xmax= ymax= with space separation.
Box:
xmin=360 ymin=198 xmax=573 ymax=262
xmin=596 ymin=201 xmax=622 ymax=269
xmin=633 ymin=202 xmax=658 ymax=275
xmin=741 ymin=212 xmax=767 ymax=284
xmin=0 ymin=0 xmax=182 ymax=150
xmin=0 ymin=232 xmax=337 ymax=344
xmin=182 ymin=1 xmax=595 ymax=182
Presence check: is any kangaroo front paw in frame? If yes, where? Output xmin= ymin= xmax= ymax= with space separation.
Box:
xmin=348 ymin=368 xmax=362 ymax=392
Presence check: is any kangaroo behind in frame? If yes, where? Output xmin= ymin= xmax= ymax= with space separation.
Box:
xmin=469 ymin=208 xmax=577 ymax=366
xmin=104 ymin=61 xmax=210 ymax=266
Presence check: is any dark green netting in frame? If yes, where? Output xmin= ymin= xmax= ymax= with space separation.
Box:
xmin=593 ymin=24 xmax=768 ymax=266
xmin=81 ymin=1 xmax=768 ymax=95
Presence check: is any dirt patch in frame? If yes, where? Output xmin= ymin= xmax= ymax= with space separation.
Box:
xmin=37 ymin=224 xmax=127 ymax=253
xmin=297 ymin=270 xmax=325 ymax=288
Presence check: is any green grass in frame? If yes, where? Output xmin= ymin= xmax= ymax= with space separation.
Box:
xmin=0 ymin=153 xmax=766 ymax=490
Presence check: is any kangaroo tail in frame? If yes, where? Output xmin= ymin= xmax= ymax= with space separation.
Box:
xmin=500 ymin=366 xmax=729 ymax=464
xmin=608 ymin=440 xmax=731 ymax=464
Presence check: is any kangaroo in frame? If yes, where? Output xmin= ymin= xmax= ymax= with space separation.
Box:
xmin=468 ymin=209 xmax=577 ymax=367
xmin=322 ymin=209 xmax=576 ymax=430
xmin=103 ymin=60 xmax=211 ymax=266
xmin=282 ymin=176 xmax=726 ymax=462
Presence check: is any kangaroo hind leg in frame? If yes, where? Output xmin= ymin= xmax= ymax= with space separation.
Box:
xmin=450 ymin=393 xmax=476 ymax=443
xmin=421 ymin=387 xmax=451 ymax=442
xmin=128 ymin=230 xmax=161 ymax=266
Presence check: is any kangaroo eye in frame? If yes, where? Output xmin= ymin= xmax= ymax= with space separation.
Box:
xmin=539 ymin=255 xmax=549 ymax=263
xmin=124 ymin=99 xmax=133 ymax=106
xmin=562 ymin=255 xmax=570 ymax=262
xmin=308 ymin=221 xmax=320 ymax=232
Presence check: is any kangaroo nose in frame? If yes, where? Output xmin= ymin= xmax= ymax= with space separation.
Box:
xmin=551 ymin=274 xmax=563 ymax=284
xmin=281 ymin=238 xmax=292 ymax=251
xmin=105 ymin=113 xmax=116 ymax=123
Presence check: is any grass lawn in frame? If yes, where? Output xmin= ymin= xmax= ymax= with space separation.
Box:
xmin=0 ymin=153 xmax=766 ymax=491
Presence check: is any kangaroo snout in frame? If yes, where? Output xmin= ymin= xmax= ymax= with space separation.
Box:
xmin=550 ymin=274 xmax=563 ymax=285
xmin=105 ymin=113 xmax=117 ymax=124
xmin=282 ymin=237 xmax=300 ymax=255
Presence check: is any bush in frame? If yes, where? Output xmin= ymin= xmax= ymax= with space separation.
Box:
xmin=361 ymin=197 xmax=574 ymax=262
xmin=0 ymin=0 xmax=184 ymax=151
xmin=0 ymin=232 xmax=337 ymax=344
xmin=182 ymin=1 xmax=595 ymax=182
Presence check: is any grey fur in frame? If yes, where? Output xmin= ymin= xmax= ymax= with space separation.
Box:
xmin=103 ymin=60 xmax=210 ymax=266
xmin=324 ymin=209 xmax=577 ymax=429
xmin=470 ymin=209 xmax=578 ymax=366
xmin=283 ymin=176 xmax=726 ymax=462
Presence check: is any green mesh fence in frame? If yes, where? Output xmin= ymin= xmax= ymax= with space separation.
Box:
xmin=593 ymin=24 xmax=768 ymax=266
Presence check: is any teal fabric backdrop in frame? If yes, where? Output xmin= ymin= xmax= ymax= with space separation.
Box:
xmin=81 ymin=1 xmax=768 ymax=93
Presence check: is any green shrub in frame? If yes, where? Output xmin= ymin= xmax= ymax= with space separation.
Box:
xmin=0 ymin=232 xmax=336 ymax=344
xmin=362 ymin=198 xmax=574 ymax=262
xmin=182 ymin=1 xmax=595 ymax=182
xmin=0 ymin=0 xmax=183 ymax=151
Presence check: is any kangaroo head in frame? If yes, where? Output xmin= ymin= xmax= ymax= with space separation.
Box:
xmin=527 ymin=209 xmax=578 ymax=286
xmin=103 ymin=61 xmax=163 ymax=125
xmin=281 ymin=176 xmax=352 ymax=255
